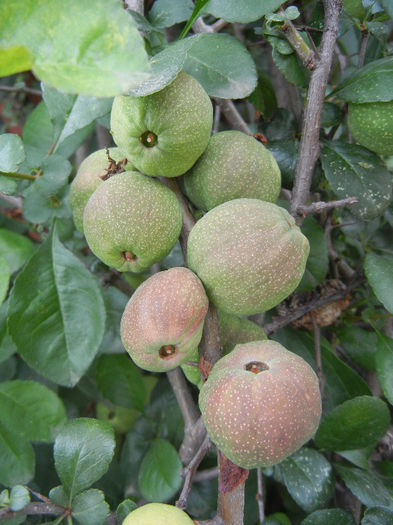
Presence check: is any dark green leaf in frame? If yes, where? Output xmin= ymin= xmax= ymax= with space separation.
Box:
xmin=183 ymin=33 xmax=257 ymax=99
xmin=0 ymin=302 xmax=15 ymax=365
xmin=362 ymin=506 xmax=393 ymax=525
xmin=380 ymin=0 xmax=393 ymax=18
xmin=9 ymin=485 xmax=30 ymax=512
xmin=0 ymin=380 xmax=66 ymax=442
xmin=54 ymin=418 xmax=115 ymax=501
xmin=95 ymin=354 xmax=146 ymax=411
xmin=116 ymin=499 xmax=137 ymax=524
xmin=8 ymin=225 xmax=106 ymax=387
xmin=99 ymin=286 xmax=129 ymax=354
xmin=0 ymin=257 xmax=10 ymax=306
xmin=315 ymin=396 xmax=390 ymax=450
xmin=336 ymin=326 xmax=377 ymax=371
xmin=266 ymin=140 xmax=298 ymax=189
xmin=204 ymin=0 xmax=283 ymax=22
xmin=0 ymin=134 xmax=25 ymax=172
xmin=301 ymin=508 xmax=355 ymax=525
xmin=248 ymin=68 xmax=278 ymax=121
xmin=71 ymin=489 xmax=109 ymax=525
xmin=276 ymin=448 xmax=334 ymax=513
xmin=264 ymin=513 xmax=292 ymax=525
xmin=187 ymin=478 xmax=218 ymax=521
xmin=271 ymin=47 xmax=310 ymax=87
xmin=0 ymin=0 xmax=150 ymax=97
xmin=49 ymin=485 xmax=68 ymax=507
xmin=335 ymin=464 xmax=392 ymax=507
xmin=0 ymin=421 xmax=34 ymax=486
xmin=375 ymin=332 xmax=393 ymax=405
xmin=120 ymin=416 xmax=155 ymax=487
xmin=342 ymin=0 xmax=365 ymax=20
xmin=321 ymin=141 xmax=392 ymax=220
xmin=297 ymin=216 xmax=328 ymax=292
xmin=365 ymin=253 xmax=393 ymax=313
xmin=42 ymin=84 xmax=112 ymax=151
xmin=0 ymin=228 xmax=35 ymax=274
xmin=148 ymin=0 xmax=194 ymax=28
xmin=0 ymin=177 xmax=17 ymax=195
xmin=321 ymin=102 xmax=343 ymax=128
xmin=333 ymin=57 xmax=393 ymax=103
xmin=138 ymin=438 xmax=182 ymax=502
xmin=179 ymin=0 xmax=211 ymax=39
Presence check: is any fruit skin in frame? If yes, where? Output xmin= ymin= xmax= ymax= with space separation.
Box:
xmin=121 ymin=267 xmax=209 ymax=372
xmin=96 ymin=402 xmax=138 ymax=434
xmin=348 ymin=101 xmax=393 ymax=156
xmin=199 ymin=340 xmax=322 ymax=469
xmin=110 ymin=71 xmax=213 ymax=177
xmin=181 ymin=310 xmax=267 ymax=388
xmin=69 ymin=148 xmax=130 ymax=233
xmin=83 ymin=170 xmax=182 ymax=272
xmin=184 ymin=130 xmax=281 ymax=210
xmin=187 ymin=198 xmax=309 ymax=316
xmin=123 ymin=503 xmax=194 ymax=525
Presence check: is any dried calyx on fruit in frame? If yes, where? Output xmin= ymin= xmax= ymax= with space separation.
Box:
xmin=199 ymin=340 xmax=322 ymax=469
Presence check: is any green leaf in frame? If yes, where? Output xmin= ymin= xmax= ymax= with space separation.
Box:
xmin=42 ymin=84 xmax=112 ymax=151
xmin=342 ymin=0 xmax=366 ymax=20
xmin=0 ymin=45 xmax=32 ymax=76
xmin=0 ymin=177 xmax=17 ymax=195
xmin=8 ymin=225 xmax=106 ymax=387
xmin=9 ymin=485 xmax=30 ymax=512
xmin=0 ymin=380 xmax=66 ymax=442
xmin=297 ymin=216 xmax=328 ymax=292
xmin=120 ymin=416 xmax=155 ymax=487
xmin=49 ymin=485 xmax=68 ymax=507
xmin=0 ymin=0 xmax=150 ymax=97
xmin=333 ymin=57 xmax=393 ymax=103
xmin=335 ymin=464 xmax=392 ymax=507
xmin=54 ymin=418 xmax=115 ymax=501
xmin=0 ymin=229 xmax=35 ymax=274
xmin=301 ymin=508 xmax=355 ymax=525
xmin=138 ymin=438 xmax=183 ymax=502
xmin=203 ymin=0 xmax=283 ymax=23
xmin=183 ymin=33 xmax=257 ymax=99
xmin=271 ymin=47 xmax=310 ymax=87
xmin=71 ymin=489 xmax=109 ymax=525
xmin=116 ymin=499 xmax=138 ymax=524
xmin=148 ymin=0 xmax=194 ymax=28
xmin=95 ymin=354 xmax=146 ymax=411
xmin=179 ymin=0 xmax=211 ymax=39
xmin=321 ymin=141 xmax=392 ymax=220
xmin=362 ymin=506 xmax=393 ymax=524
xmin=248 ymin=68 xmax=278 ymax=121
xmin=99 ymin=286 xmax=129 ymax=354
xmin=276 ymin=448 xmax=334 ymax=513
xmin=0 ymin=134 xmax=25 ymax=172
xmin=336 ymin=326 xmax=377 ymax=371
xmin=266 ymin=140 xmax=298 ymax=189
xmin=0 ymin=257 xmax=10 ymax=306
xmin=375 ymin=332 xmax=393 ymax=405
xmin=0 ymin=421 xmax=34 ymax=486
xmin=380 ymin=0 xmax=393 ymax=18
xmin=315 ymin=396 xmax=390 ymax=451
xmin=365 ymin=253 xmax=393 ymax=313
xmin=0 ymin=302 xmax=14 ymax=363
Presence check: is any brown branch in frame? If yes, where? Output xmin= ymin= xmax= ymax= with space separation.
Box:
xmin=167 ymin=367 xmax=200 ymax=431
xmin=256 ymin=468 xmax=265 ymax=524
xmin=177 ymin=434 xmax=212 ymax=509
xmin=194 ymin=466 xmax=219 ymax=482
xmin=213 ymin=99 xmax=252 ymax=135
xmin=264 ymin=278 xmax=361 ymax=336
xmin=216 ymin=454 xmax=245 ymax=525
xmin=298 ymin=196 xmax=358 ymax=215
xmin=290 ymin=0 xmax=343 ymax=224
xmin=0 ymin=85 xmax=42 ymax=97
xmin=179 ymin=415 xmax=207 ymax=465
xmin=0 ymin=502 xmax=65 ymax=520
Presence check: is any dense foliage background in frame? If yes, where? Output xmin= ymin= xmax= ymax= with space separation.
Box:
xmin=0 ymin=0 xmax=393 ymax=524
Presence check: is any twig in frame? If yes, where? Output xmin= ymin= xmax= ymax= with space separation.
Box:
xmin=179 ymin=415 xmax=207 ymax=465
xmin=264 ymin=278 xmax=361 ymax=336
xmin=0 ymin=193 xmax=22 ymax=208
xmin=0 ymin=85 xmax=41 ymax=97
xmin=177 ymin=434 xmax=212 ymax=509
xmin=256 ymin=468 xmax=265 ymax=524
xmin=192 ymin=17 xmax=227 ymax=34
xmin=297 ymin=196 xmax=357 ymax=215
xmin=194 ymin=466 xmax=219 ymax=482
xmin=0 ymin=502 xmax=65 ymax=520
xmin=280 ymin=18 xmax=317 ymax=70
xmin=290 ymin=0 xmax=343 ymax=224
xmin=213 ymin=99 xmax=252 ymax=135
xmin=358 ymin=29 xmax=369 ymax=69
xmin=0 ymin=171 xmax=37 ymax=181
xmin=167 ymin=368 xmax=200 ymax=431
xmin=213 ymin=103 xmax=221 ymax=134
xmin=160 ymin=178 xmax=196 ymax=259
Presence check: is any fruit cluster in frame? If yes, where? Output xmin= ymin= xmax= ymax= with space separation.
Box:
xmin=69 ymin=71 xmax=321 ymax=473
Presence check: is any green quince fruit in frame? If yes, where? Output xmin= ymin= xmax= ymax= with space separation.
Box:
xmin=83 ymin=171 xmax=182 ymax=272
xmin=110 ymin=72 xmax=213 ymax=177
xmin=123 ymin=503 xmax=194 ymax=524
xmin=184 ymin=130 xmax=281 ymax=210
xmin=187 ymin=198 xmax=309 ymax=316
